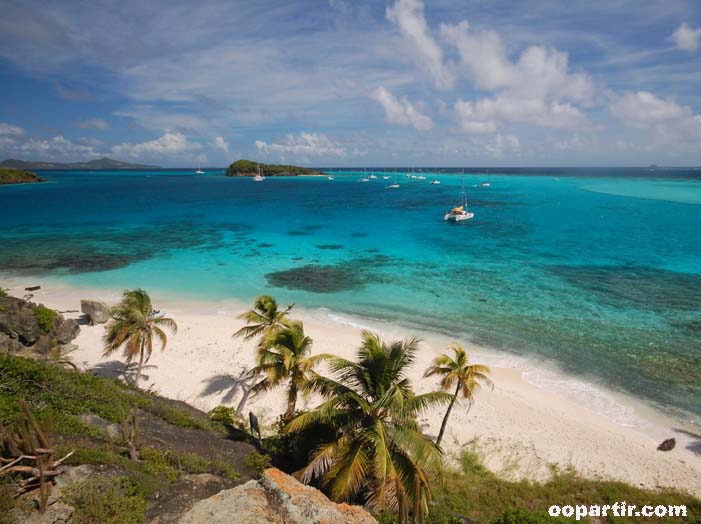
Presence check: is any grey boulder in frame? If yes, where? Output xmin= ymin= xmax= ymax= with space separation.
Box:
xmin=80 ymin=300 xmax=111 ymax=325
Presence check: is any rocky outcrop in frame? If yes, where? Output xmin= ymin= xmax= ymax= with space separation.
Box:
xmin=56 ymin=318 xmax=80 ymax=344
xmin=0 ymin=295 xmax=80 ymax=356
xmin=80 ymin=299 xmax=111 ymax=325
xmin=178 ymin=468 xmax=377 ymax=524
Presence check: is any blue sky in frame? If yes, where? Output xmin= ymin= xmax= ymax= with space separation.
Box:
xmin=1 ymin=0 xmax=700 ymax=167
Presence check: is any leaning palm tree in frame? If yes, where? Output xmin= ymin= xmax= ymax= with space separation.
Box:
xmin=249 ymin=320 xmax=320 ymax=422
xmin=287 ymin=331 xmax=450 ymax=524
xmin=233 ymin=295 xmax=293 ymax=343
xmin=103 ymin=289 xmax=177 ymax=386
xmin=424 ymin=342 xmax=493 ymax=446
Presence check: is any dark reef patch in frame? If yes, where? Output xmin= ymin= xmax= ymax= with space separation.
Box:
xmin=257 ymin=243 xmax=274 ymax=249
xmin=549 ymin=265 xmax=701 ymax=312
xmin=287 ymin=224 xmax=325 ymax=237
xmin=350 ymin=232 xmax=368 ymax=238
xmin=265 ymin=255 xmax=392 ymax=293
xmin=0 ymin=221 xmax=227 ymax=274
xmin=316 ymin=244 xmax=344 ymax=250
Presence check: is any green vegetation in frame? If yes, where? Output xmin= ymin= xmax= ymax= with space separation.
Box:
xmin=64 ymin=477 xmax=147 ymax=524
xmin=286 ymin=331 xmax=450 ymax=524
xmin=419 ymin=449 xmax=700 ymax=524
xmin=243 ymin=451 xmax=272 ymax=477
xmin=226 ymin=159 xmax=320 ymax=177
xmin=424 ymin=342 xmax=492 ymax=446
xmin=103 ymin=288 xmax=177 ymax=385
xmin=233 ymin=294 xmax=293 ymax=342
xmin=0 ymin=168 xmax=43 ymax=185
xmin=0 ymin=354 xmax=212 ymax=432
xmin=251 ymin=320 xmax=321 ymax=422
xmin=32 ymin=304 xmax=58 ymax=334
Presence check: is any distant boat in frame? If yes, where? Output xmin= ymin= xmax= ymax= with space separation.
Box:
xmin=361 ymin=168 xmax=370 ymax=182
xmin=254 ymin=164 xmax=265 ymax=182
xmin=444 ymin=178 xmax=474 ymax=222
xmin=430 ymin=179 xmax=440 ymax=185
xmin=480 ymin=168 xmax=490 ymax=187
xmin=195 ymin=162 xmax=204 ymax=174
xmin=386 ymin=172 xmax=400 ymax=189
xmin=369 ymin=168 xmax=377 ymax=179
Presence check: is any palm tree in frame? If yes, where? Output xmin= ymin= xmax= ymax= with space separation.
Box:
xmin=287 ymin=331 xmax=450 ymax=524
xmin=424 ymin=343 xmax=493 ymax=447
xmin=103 ymin=289 xmax=177 ymax=386
xmin=233 ymin=295 xmax=293 ymax=343
xmin=250 ymin=320 xmax=320 ymax=422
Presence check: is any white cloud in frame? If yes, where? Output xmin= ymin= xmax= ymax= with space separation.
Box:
xmin=212 ymin=136 xmax=229 ymax=153
xmin=255 ymin=132 xmax=346 ymax=158
xmin=0 ymin=123 xmax=24 ymax=136
xmin=610 ymin=91 xmax=701 ymax=143
xmin=454 ymin=96 xmax=587 ymax=134
xmin=441 ymin=21 xmax=594 ymax=104
xmin=471 ymin=133 xmax=521 ymax=158
xmin=19 ymin=135 xmax=101 ymax=159
xmin=671 ymin=22 xmax=701 ymax=52
xmin=386 ymin=0 xmax=455 ymax=89
xmin=370 ymin=86 xmax=434 ymax=131
xmin=112 ymin=131 xmax=201 ymax=159
xmin=76 ymin=118 xmax=109 ymax=130
xmin=440 ymin=19 xmax=594 ymax=134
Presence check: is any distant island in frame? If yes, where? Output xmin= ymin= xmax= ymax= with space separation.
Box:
xmin=0 ymin=157 xmax=160 ymax=170
xmin=0 ymin=168 xmax=44 ymax=185
xmin=226 ymin=159 xmax=323 ymax=177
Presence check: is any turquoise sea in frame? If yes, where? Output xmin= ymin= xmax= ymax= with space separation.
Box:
xmin=1 ymin=168 xmax=700 ymax=423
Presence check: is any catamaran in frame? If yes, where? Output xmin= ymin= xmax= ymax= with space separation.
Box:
xmin=254 ymin=164 xmax=265 ymax=182
xmin=444 ymin=178 xmax=474 ymax=222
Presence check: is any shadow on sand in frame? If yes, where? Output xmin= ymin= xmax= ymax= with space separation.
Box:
xmin=673 ymin=427 xmax=701 ymax=456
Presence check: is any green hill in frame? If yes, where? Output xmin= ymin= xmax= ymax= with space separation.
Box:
xmin=225 ymin=159 xmax=321 ymax=177
xmin=0 ymin=168 xmax=44 ymax=185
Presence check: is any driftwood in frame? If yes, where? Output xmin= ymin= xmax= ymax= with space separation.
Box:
xmin=0 ymin=401 xmax=73 ymax=512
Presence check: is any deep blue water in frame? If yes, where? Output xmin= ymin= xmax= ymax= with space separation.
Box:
xmin=1 ymin=168 xmax=700 ymax=421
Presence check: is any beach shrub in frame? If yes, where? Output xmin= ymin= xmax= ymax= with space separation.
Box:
xmin=243 ymin=451 xmax=271 ymax=477
xmin=0 ymin=355 xmax=212 ymax=433
xmin=64 ymin=477 xmax=147 ymax=524
xmin=424 ymin=447 xmax=700 ymax=524
xmin=32 ymin=305 xmax=58 ymax=334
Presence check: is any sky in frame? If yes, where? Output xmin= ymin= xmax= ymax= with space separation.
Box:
xmin=1 ymin=0 xmax=701 ymax=167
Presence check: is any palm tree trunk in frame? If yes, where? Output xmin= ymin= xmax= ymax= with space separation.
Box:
xmin=283 ymin=379 xmax=298 ymax=423
xmin=136 ymin=341 xmax=145 ymax=387
xmin=436 ymin=380 xmax=461 ymax=446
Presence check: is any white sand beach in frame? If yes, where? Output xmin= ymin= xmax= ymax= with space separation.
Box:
xmin=4 ymin=277 xmax=701 ymax=497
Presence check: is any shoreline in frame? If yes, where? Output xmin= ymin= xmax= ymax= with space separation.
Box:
xmin=3 ymin=274 xmax=700 ymax=496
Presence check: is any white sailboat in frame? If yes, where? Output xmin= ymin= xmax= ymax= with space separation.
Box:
xmin=195 ymin=162 xmax=204 ymax=174
xmin=254 ymin=164 xmax=265 ymax=182
xmin=444 ymin=177 xmax=474 ymax=222
xmin=386 ymin=170 xmax=400 ymax=189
